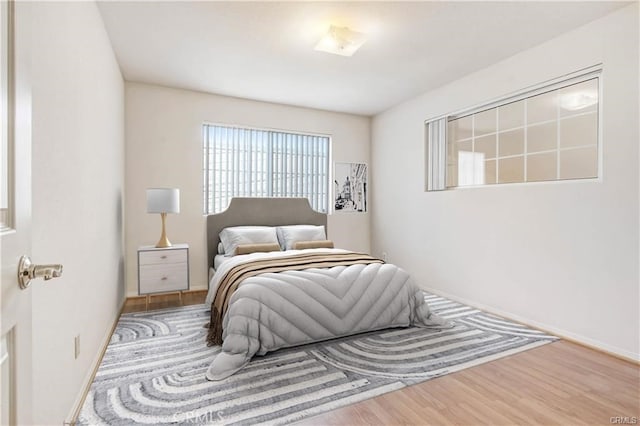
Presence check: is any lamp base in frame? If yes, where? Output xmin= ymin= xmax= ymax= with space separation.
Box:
xmin=155 ymin=212 xmax=173 ymax=248
xmin=155 ymin=236 xmax=172 ymax=248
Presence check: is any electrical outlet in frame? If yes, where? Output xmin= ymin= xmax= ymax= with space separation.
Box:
xmin=74 ymin=335 xmax=80 ymax=359
xmin=382 ymin=252 xmax=388 ymax=262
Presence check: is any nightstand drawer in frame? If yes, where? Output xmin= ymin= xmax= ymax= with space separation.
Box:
xmin=139 ymin=248 xmax=187 ymax=266
xmin=139 ymin=263 xmax=189 ymax=294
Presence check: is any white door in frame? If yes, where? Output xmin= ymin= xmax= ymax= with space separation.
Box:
xmin=1 ymin=1 xmax=32 ymax=424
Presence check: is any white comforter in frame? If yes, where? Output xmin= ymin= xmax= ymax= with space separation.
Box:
xmin=205 ymin=248 xmax=449 ymax=380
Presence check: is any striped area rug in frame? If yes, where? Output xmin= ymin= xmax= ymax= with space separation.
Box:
xmin=78 ymin=293 xmax=556 ymax=425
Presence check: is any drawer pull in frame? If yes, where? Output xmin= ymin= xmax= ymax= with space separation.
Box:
xmin=161 ymin=277 xmax=168 ymax=281
xmin=161 ymin=256 xmax=167 ymax=259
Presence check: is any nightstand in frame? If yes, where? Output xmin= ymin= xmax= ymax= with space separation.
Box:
xmin=138 ymin=243 xmax=189 ymax=310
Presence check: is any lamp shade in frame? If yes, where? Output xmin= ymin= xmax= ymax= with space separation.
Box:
xmin=147 ymin=188 xmax=180 ymax=214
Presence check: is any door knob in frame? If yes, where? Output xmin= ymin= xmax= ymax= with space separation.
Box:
xmin=18 ymin=255 xmax=63 ymax=289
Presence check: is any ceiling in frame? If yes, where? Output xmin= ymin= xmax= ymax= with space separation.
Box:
xmin=97 ymin=1 xmax=628 ymax=116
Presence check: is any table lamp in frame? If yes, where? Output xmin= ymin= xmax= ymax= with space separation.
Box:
xmin=147 ymin=188 xmax=180 ymax=248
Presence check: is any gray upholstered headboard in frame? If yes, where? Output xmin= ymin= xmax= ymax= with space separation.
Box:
xmin=206 ymin=197 xmax=327 ymax=271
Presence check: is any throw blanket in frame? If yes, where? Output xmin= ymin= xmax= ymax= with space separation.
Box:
xmin=207 ymin=251 xmax=383 ymax=346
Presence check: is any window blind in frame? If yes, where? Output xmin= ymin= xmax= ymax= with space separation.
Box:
xmin=426 ymin=117 xmax=447 ymax=191
xmin=203 ymin=125 xmax=330 ymax=214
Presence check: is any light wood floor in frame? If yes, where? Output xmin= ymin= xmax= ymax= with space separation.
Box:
xmin=123 ymin=292 xmax=640 ymax=425
xmin=122 ymin=290 xmax=208 ymax=314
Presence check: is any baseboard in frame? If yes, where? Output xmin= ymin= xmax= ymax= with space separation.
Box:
xmin=65 ymin=298 xmax=127 ymax=425
xmin=424 ymin=287 xmax=640 ymax=365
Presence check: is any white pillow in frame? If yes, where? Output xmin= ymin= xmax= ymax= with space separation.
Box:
xmin=277 ymin=225 xmax=327 ymax=251
xmin=219 ymin=226 xmax=279 ymax=256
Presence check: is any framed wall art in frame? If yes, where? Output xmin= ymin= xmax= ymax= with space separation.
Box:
xmin=333 ymin=162 xmax=367 ymax=213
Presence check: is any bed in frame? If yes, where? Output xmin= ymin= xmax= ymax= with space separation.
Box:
xmin=204 ymin=197 xmax=450 ymax=380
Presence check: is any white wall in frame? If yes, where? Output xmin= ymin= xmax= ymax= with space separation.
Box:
xmin=31 ymin=2 xmax=125 ymax=423
xmin=371 ymin=4 xmax=639 ymax=360
xmin=125 ymin=83 xmax=371 ymax=296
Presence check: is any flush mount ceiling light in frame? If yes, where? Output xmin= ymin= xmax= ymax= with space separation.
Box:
xmin=314 ymin=25 xmax=366 ymax=57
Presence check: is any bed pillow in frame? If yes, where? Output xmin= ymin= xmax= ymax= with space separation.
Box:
xmin=293 ymin=240 xmax=334 ymax=250
xmin=217 ymin=242 xmax=225 ymax=254
xmin=277 ymin=225 xmax=327 ymax=250
xmin=219 ymin=226 xmax=279 ymax=256
xmin=235 ymin=243 xmax=281 ymax=255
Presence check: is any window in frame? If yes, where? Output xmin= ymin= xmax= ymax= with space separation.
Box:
xmin=203 ymin=124 xmax=330 ymax=214
xmin=426 ymin=68 xmax=600 ymax=191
